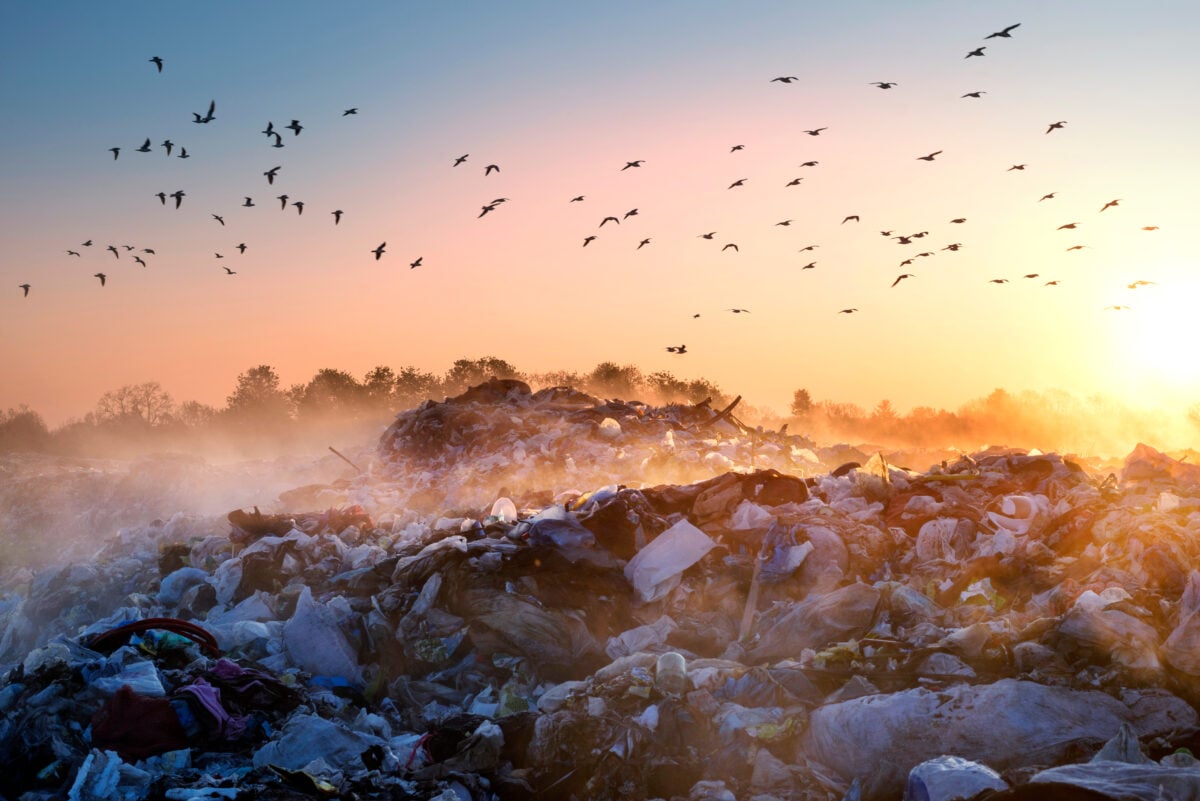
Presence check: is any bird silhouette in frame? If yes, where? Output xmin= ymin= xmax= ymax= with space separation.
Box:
xmin=270 ymin=133 xmax=284 ymax=148
xmin=19 ymin=284 xmax=30 ymax=297
xmin=1127 ymin=280 xmax=1155 ymax=289
xmin=106 ymin=245 xmax=119 ymax=258
xmin=600 ymin=216 xmax=620 ymax=227
xmin=277 ymin=194 xmax=289 ymax=209
xmin=142 ymin=248 xmax=155 ymax=254
xmin=410 ymin=257 xmax=422 ymax=269
xmin=1057 ymin=222 xmax=1080 ymax=230
xmin=1044 ymin=280 xmax=1060 ymax=286
xmin=1007 ymin=164 xmax=1026 ymax=171
xmin=583 ymin=235 xmax=596 ymax=247
xmin=1142 ymin=226 xmax=1159 ymax=231
xmin=894 ymin=235 xmax=914 ymax=245
xmin=478 ymin=203 xmax=498 ymax=218
xmin=178 ymin=147 xmax=189 ymax=159
xmin=292 ymin=201 xmax=304 ymax=215
xmin=109 ymin=147 xmax=120 ymax=160
xmin=623 ymin=208 xmax=638 ymax=219
xmin=134 ymin=256 xmax=146 ymax=267
xmin=149 ymin=56 xmax=163 ymax=72
xmin=666 ymin=345 xmax=687 ymax=354
xmin=193 ymin=100 xmax=215 ymax=123
xmin=1100 ymin=199 xmax=1121 ymax=212
xmin=891 ymin=274 xmax=914 ymax=287
xmin=161 ymin=140 xmax=174 ymax=156
xmin=136 ymin=138 xmax=152 ymax=153
xmin=770 ymin=76 xmax=798 ymax=83
xmin=570 ymin=195 xmax=585 ymax=202
xmin=804 ymin=128 xmax=827 ymax=136
xmin=700 ymin=232 xmax=717 ymax=239
xmin=122 ymin=245 xmax=135 ymax=251
xmin=67 ymin=250 xmax=81 ymax=257
xmin=838 ymin=308 xmax=857 ymax=314
xmin=842 ymin=215 xmax=859 ymax=224
xmin=264 ymin=166 xmax=281 ymax=185
xmin=965 ymin=47 xmax=986 ymax=58
xmin=799 ymin=161 xmax=819 ymax=167
xmin=286 ymin=119 xmax=303 ymax=136
xmin=155 ymin=192 xmax=167 ymax=205
xmin=236 ymin=243 xmax=247 ymax=253
xmin=94 ymin=273 xmax=107 ymax=286
xmin=1066 ymin=245 xmax=1089 ymax=251
xmin=961 ymin=91 xmax=986 ymax=98
xmin=941 ymin=244 xmax=962 ymax=251
xmin=637 ymin=238 xmax=651 ymax=249
xmin=728 ymin=308 xmax=750 ymax=313
xmin=222 ymin=266 xmax=236 ymax=275
xmin=213 ymin=214 xmax=225 ymax=226
xmin=1022 ymin=273 xmax=1039 ymax=279
xmin=81 ymin=240 xmax=93 ymax=247
xmin=1039 ymin=192 xmax=1056 ymax=201
xmin=170 ymin=190 xmax=185 ymax=208
xmin=776 ymin=220 xmax=793 ymax=226
xmin=242 ymin=197 xmax=255 ymax=207
xmin=785 ymin=178 xmax=804 ymax=187
xmin=950 ymin=218 xmax=967 ymax=224
xmin=801 ymin=262 xmax=817 ymax=270
xmin=621 ymin=160 xmax=644 ymax=170
xmin=798 ymin=245 xmax=818 ymax=252
xmin=899 ymin=258 xmax=914 ymax=267
xmin=988 ymin=279 xmax=1009 ymax=284
xmin=692 ymin=313 xmax=701 ymax=318
xmin=870 ymin=81 xmax=898 ymax=89
xmin=342 ymin=108 xmax=358 ymax=116
xmin=730 ymin=145 xmax=744 ymax=152
xmin=1046 ymin=121 xmax=1067 ymax=134
xmin=332 ymin=210 xmax=343 ymax=225
xmin=453 ymin=154 xmax=469 ymax=166
xmin=917 ymin=151 xmax=942 ymax=161
xmin=484 ymin=164 xmax=500 ymax=175
xmin=722 ymin=243 xmax=739 ymax=252
xmin=372 ymin=242 xmax=386 ymax=260
xmin=728 ymin=178 xmax=746 ymax=188
xmin=985 ymin=23 xmax=1021 ymax=39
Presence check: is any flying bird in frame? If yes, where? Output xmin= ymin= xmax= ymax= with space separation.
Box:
xmin=342 ymin=108 xmax=358 ymax=116
xmin=916 ymin=151 xmax=942 ymax=161
xmin=961 ymin=91 xmax=986 ymax=98
xmin=870 ymin=82 xmax=898 ymax=89
xmin=106 ymin=245 xmax=119 ymax=258
xmin=623 ymin=208 xmax=638 ymax=219
xmin=1046 ymin=121 xmax=1067 ymax=134
xmin=161 ymin=140 xmax=174 ymax=156
xmin=891 ymin=274 xmax=914 ymax=287
xmin=484 ymin=164 xmax=500 ymax=175
xmin=775 ymin=220 xmax=793 ymax=226
xmin=454 ymin=154 xmax=469 ymax=166
xmin=212 ymin=214 xmax=225 ymax=226
xmin=156 ymin=192 xmax=167 ymax=205
xmin=1007 ymin=164 xmax=1027 ymax=171
xmin=82 ymin=240 xmax=93 ymax=246
xmin=985 ymin=23 xmax=1021 ymax=39
xmin=149 ymin=56 xmax=163 ymax=72
xmin=941 ymin=244 xmax=963 ymax=251
xmin=898 ymin=258 xmax=914 ymax=267
xmin=133 ymin=256 xmax=146 ymax=267
xmin=372 ymin=242 xmax=386 ymax=260
xmin=637 ymin=238 xmax=651 ymax=249
xmin=109 ymin=147 xmax=120 ymax=160
xmin=801 ymin=262 xmax=817 ymax=270
xmin=799 ymin=161 xmax=819 ymax=167
xmin=699 ymin=232 xmax=717 ymax=239
xmin=730 ymin=145 xmax=744 ymax=152
xmin=1066 ymin=245 xmax=1089 ymax=251
xmin=1023 ymin=273 xmax=1039 ymax=279
xmin=286 ymin=119 xmax=303 ymax=136
xmin=270 ymin=133 xmax=284 ymax=148
xmin=1142 ymin=226 xmax=1159 ymax=231
xmin=264 ymin=166 xmax=281 ymax=184
xmin=122 ymin=245 xmax=135 ymax=251
xmin=838 ymin=308 xmax=857 ymax=314
xmin=965 ymin=47 xmax=986 ymax=58
xmin=1044 ymin=280 xmax=1060 ymax=286
xmin=841 ymin=215 xmax=859 ymax=224
xmin=94 ymin=273 xmax=107 ymax=286
xmin=988 ymin=279 xmax=1009 ymax=284
xmin=599 ymin=216 xmax=620 ymax=227
xmin=950 ymin=218 xmax=966 ymax=223
xmin=478 ymin=203 xmax=497 ymax=218
xmin=410 ymin=257 xmax=422 ymax=269
xmin=1057 ymin=222 xmax=1080 ymax=230
xmin=570 ymin=195 xmax=585 ymax=202
xmin=332 ymin=210 xmax=343 ymax=224
xmin=67 ymin=250 xmax=81 ymax=257
xmin=804 ymin=128 xmax=828 ymax=136
xmin=583 ymin=235 xmax=596 ymax=247
xmin=1127 ymin=280 xmax=1156 ymax=289
xmin=770 ymin=76 xmax=798 ymax=83
xmin=1100 ymin=199 xmax=1121 ymax=212
xmin=236 ymin=243 xmax=247 ymax=253
xmin=1039 ymin=192 xmax=1056 ymax=201
xmin=292 ymin=201 xmax=304 ymax=215
xmin=277 ymin=194 xmax=289 ymax=209
xmin=666 ymin=345 xmax=687 ymax=354
xmin=728 ymin=178 xmax=747 ymax=188
xmin=170 ymin=190 xmax=185 ymax=209
xmin=19 ymin=284 xmax=30 ymax=297
xmin=136 ymin=138 xmax=152 ymax=153
xmin=142 ymin=248 xmax=155 ymax=254
xmin=785 ymin=178 xmax=804 ymax=186
xmin=192 ymin=99 xmax=215 ymax=123
xmin=177 ymin=147 xmax=189 ymax=159
xmin=722 ymin=243 xmax=739 ymax=252
xmin=798 ymin=245 xmax=818 ymax=252
xmin=222 ymin=266 xmax=236 ymax=275
xmin=728 ymin=308 xmax=750 ymax=313
xmin=621 ymin=160 xmax=644 ymax=170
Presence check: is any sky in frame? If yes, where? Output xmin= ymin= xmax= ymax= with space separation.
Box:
xmin=2 ymin=0 xmax=1199 ymax=425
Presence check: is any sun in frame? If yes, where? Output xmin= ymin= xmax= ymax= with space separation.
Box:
xmin=1110 ymin=270 xmax=1200 ymax=405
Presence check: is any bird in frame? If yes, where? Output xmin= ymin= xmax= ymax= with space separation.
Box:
xmin=122 ymin=245 xmax=135 ymax=251
xmin=799 ymin=161 xmax=819 ymax=167
xmin=623 ymin=208 xmax=638 ymax=219
xmin=262 ymin=121 xmax=275 ymax=137
xmin=916 ymin=251 xmax=935 ymax=257
xmin=699 ymin=232 xmax=717 ymax=239
xmin=94 ymin=273 xmax=107 ymax=286
xmin=798 ymin=245 xmax=818 ymax=252
xmin=692 ymin=313 xmax=701 ymax=318
xmin=1066 ymin=245 xmax=1089 ymax=251
xmin=916 ymin=151 xmax=942 ymax=161
xmin=950 ymin=218 xmax=967 ymax=223
xmin=941 ymin=244 xmax=962 ymax=251
xmin=82 ymin=240 xmax=93 ymax=247
xmin=728 ymin=178 xmax=747 ymax=188
xmin=292 ymin=201 xmax=304 ymax=215
xmin=484 ymin=164 xmax=500 ymax=175
xmin=1007 ymin=164 xmax=1027 ymax=171
xmin=1057 ymin=222 xmax=1080 ymax=230
xmin=270 ymin=133 xmax=284 ymax=148
xmin=372 ymin=242 xmax=386 ymax=260
xmin=236 ymin=243 xmax=247 ymax=254
xmin=1039 ymin=192 xmax=1056 ymax=201
xmin=286 ymin=119 xmax=303 ymax=136
xmin=965 ymin=47 xmax=986 ymax=58
xmin=1046 ymin=121 xmax=1067 ymax=134
xmin=891 ymin=274 xmax=914 ymax=287
xmin=1100 ymin=199 xmax=1121 ymax=212
xmin=570 ymin=195 xmax=585 ymax=202
xmin=801 ymin=262 xmax=817 ymax=270
xmin=722 ymin=243 xmax=739 ymax=252
xmin=170 ymin=190 xmax=184 ymax=209
xmin=776 ymin=220 xmax=794 ymax=226
xmin=637 ymin=238 xmax=651 ymax=249
xmin=1142 ymin=226 xmax=1159 ymax=231
xmin=1127 ymin=280 xmax=1156 ymax=289
xmin=222 ymin=266 xmax=236 ymax=275
xmin=149 ymin=56 xmax=163 ymax=72
xmin=770 ymin=76 xmax=798 ymax=83
xmin=622 ymin=160 xmax=644 ymax=170
xmin=583 ymin=235 xmax=596 ymax=247
xmin=156 ymin=192 xmax=167 ymax=205
xmin=961 ymin=91 xmax=986 ymax=98
xmin=728 ymin=308 xmax=750 ymax=313
xmin=332 ymin=210 xmax=343 ymax=225
xmin=1044 ymin=280 xmax=1060 ymax=286
xmin=342 ymin=108 xmax=358 ymax=116
xmin=478 ymin=204 xmax=497 ymax=218
xmin=178 ymin=147 xmax=189 ymax=159
xmin=841 ymin=215 xmax=859 ymax=224
xmin=599 ymin=216 xmax=620 ymax=227
xmin=785 ymin=178 xmax=804 ymax=187
xmin=136 ymin=138 xmax=152 ymax=153
xmin=730 ymin=145 xmax=744 ymax=152
xmin=1022 ymin=273 xmax=1039 ymax=279
xmin=988 ymin=279 xmax=1009 ymax=284
xmin=109 ymin=147 xmax=120 ymax=160
xmin=666 ymin=345 xmax=687 ymax=354
xmin=870 ymin=81 xmax=898 ymax=89
xmin=986 ymin=23 xmax=1021 ymax=39
xmin=804 ymin=128 xmax=828 ymax=136
xmin=410 ymin=257 xmax=422 ymax=269
xmin=899 ymin=258 xmax=914 ymax=267
xmin=19 ymin=284 xmax=30 ymax=297
xmin=161 ymin=140 xmax=174 ymax=156
xmin=212 ymin=214 xmax=225 ymax=226
xmin=242 ymin=197 xmax=255 ymax=207
xmin=134 ymin=256 xmax=147 ymax=267
xmin=453 ymin=154 xmax=469 ymax=167
xmin=893 ymin=235 xmax=913 ymax=245
xmin=193 ymin=100 xmax=216 ymax=123
xmin=277 ymin=194 xmax=289 ymax=209
xmin=106 ymin=245 xmax=119 ymax=258
xmin=264 ymin=166 xmax=281 ymax=185
xmin=838 ymin=308 xmax=857 ymax=314
xmin=67 ymin=250 xmax=81 ymax=257
xmin=142 ymin=248 xmax=155 ymax=255
xmin=1104 ymin=305 xmax=1131 ymax=311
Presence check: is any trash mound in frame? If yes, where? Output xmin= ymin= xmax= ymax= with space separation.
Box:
xmin=375 ymin=378 xmax=826 ymax=513
xmin=3 ymin=441 xmax=1200 ymax=799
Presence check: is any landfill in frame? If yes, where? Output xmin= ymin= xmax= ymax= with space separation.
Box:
xmin=4 ymin=378 xmax=1200 ymax=800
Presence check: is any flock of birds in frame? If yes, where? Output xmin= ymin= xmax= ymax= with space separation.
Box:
xmin=18 ymin=21 xmax=1162 ymax=360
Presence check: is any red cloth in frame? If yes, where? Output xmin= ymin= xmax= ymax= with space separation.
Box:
xmin=91 ymin=686 xmax=189 ymax=759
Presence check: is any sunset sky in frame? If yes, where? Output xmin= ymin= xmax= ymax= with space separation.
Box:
xmin=3 ymin=1 xmax=1198 ymax=425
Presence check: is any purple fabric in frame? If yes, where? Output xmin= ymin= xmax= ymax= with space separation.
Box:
xmin=176 ymin=677 xmax=248 ymax=740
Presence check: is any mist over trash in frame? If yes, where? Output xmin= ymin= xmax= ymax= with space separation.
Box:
xmin=3 ymin=378 xmax=1200 ymax=800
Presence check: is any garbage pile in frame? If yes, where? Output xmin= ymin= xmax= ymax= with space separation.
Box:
xmin=4 ymin=384 xmax=1200 ymax=799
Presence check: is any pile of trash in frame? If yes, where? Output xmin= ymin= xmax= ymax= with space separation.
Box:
xmin=4 ymin=383 xmax=1200 ymax=800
